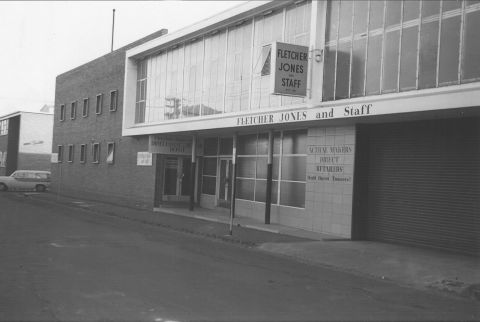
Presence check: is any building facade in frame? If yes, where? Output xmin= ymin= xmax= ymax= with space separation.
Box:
xmin=51 ymin=29 xmax=167 ymax=209
xmin=0 ymin=111 xmax=53 ymax=176
xmin=53 ymin=0 xmax=480 ymax=256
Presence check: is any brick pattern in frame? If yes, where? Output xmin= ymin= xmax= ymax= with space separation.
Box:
xmin=306 ymin=126 xmax=356 ymax=237
xmin=52 ymin=50 xmax=156 ymax=208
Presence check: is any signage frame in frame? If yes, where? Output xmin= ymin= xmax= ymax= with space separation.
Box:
xmin=270 ymin=41 xmax=309 ymax=97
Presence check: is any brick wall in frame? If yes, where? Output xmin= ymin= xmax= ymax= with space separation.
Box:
xmin=51 ymin=32 xmax=168 ymax=209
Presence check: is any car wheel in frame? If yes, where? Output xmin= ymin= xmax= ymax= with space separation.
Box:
xmin=35 ymin=185 xmax=46 ymax=192
xmin=0 ymin=183 xmax=7 ymax=191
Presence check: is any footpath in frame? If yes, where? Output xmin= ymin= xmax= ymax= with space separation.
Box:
xmin=20 ymin=191 xmax=480 ymax=302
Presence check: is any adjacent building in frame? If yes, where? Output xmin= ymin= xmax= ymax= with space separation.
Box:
xmin=52 ymin=0 xmax=480 ymax=256
xmin=0 ymin=111 xmax=53 ymax=176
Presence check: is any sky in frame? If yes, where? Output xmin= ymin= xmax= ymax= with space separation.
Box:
xmin=0 ymin=1 xmax=246 ymax=116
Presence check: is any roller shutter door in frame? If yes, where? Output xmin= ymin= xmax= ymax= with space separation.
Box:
xmin=365 ymin=118 xmax=480 ymax=256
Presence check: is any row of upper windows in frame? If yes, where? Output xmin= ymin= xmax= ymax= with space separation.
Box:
xmin=59 ymin=90 xmax=118 ymax=121
xmin=57 ymin=142 xmax=115 ymax=164
xmin=0 ymin=119 xmax=8 ymax=136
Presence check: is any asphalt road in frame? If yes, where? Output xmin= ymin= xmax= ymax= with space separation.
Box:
xmin=0 ymin=193 xmax=478 ymax=322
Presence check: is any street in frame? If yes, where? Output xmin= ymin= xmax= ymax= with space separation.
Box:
xmin=0 ymin=192 xmax=478 ymax=322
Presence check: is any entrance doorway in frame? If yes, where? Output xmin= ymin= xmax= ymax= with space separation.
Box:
xmin=163 ymin=156 xmax=192 ymax=201
xmin=218 ymin=158 xmax=232 ymax=208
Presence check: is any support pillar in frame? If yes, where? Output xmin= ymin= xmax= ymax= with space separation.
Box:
xmin=229 ymin=134 xmax=237 ymax=234
xmin=189 ymin=135 xmax=197 ymax=211
xmin=265 ymin=130 xmax=273 ymax=224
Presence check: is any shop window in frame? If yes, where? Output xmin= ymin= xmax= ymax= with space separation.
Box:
xmin=57 ymin=145 xmax=63 ymax=163
xmin=70 ymin=101 xmax=77 ymax=120
xmin=236 ymin=178 xmax=255 ymax=201
xmin=201 ymin=157 xmax=217 ymax=195
xmin=96 ymin=94 xmax=103 ymax=115
xmin=92 ymin=143 xmax=100 ymax=163
xmin=280 ymin=181 xmax=305 ymax=208
xmin=80 ymin=144 xmax=87 ymax=163
xmin=82 ymin=98 xmax=89 ymax=117
xmin=238 ymin=134 xmax=257 ymax=155
xmin=59 ymin=104 xmax=66 ymax=121
xmin=106 ymin=142 xmax=115 ymax=164
xmin=67 ymin=144 xmax=74 ymax=163
xmin=109 ymin=90 xmax=118 ymax=112
xmin=237 ymin=157 xmax=256 ymax=179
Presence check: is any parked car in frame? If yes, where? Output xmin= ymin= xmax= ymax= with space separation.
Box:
xmin=0 ymin=170 xmax=51 ymax=192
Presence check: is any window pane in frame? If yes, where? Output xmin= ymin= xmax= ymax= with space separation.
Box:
xmin=351 ymin=38 xmax=366 ymax=97
xmin=366 ymin=35 xmax=382 ymax=95
xmin=419 ymin=21 xmax=439 ymax=89
xmin=237 ymin=157 xmax=256 ymax=178
xmin=238 ymin=134 xmax=257 ymax=155
xmin=369 ymin=0 xmax=385 ymax=30
xmin=385 ymin=0 xmax=402 ymax=27
xmin=322 ymin=46 xmax=336 ymax=101
xmin=438 ymin=16 xmax=460 ymax=84
xmin=256 ymin=157 xmax=267 ymax=179
xmin=236 ymin=178 xmax=254 ymax=201
xmin=382 ymin=30 xmax=400 ymax=92
xmin=257 ymin=133 xmax=268 ymax=155
xmin=353 ymin=1 xmax=369 ymax=35
xmin=326 ymin=0 xmax=340 ymax=42
xmin=403 ymin=0 xmax=420 ymax=22
xmin=335 ymin=42 xmax=351 ymax=99
xmin=273 ymin=156 xmax=280 ymax=180
xmin=462 ymin=10 xmax=480 ymax=81
xmin=338 ymin=0 xmax=353 ymax=38
xmin=204 ymin=138 xmax=218 ymax=156
xmin=273 ymin=132 xmax=281 ymax=155
xmin=442 ymin=0 xmax=462 ymax=12
xmin=219 ymin=137 xmax=232 ymax=155
xmin=202 ymin=158 xmax=217 ymax=176
xmin=281 ymin=156 xmax=306 ymax=182
xmin=255 ymin=180 xmax=278 ymax=204
xmin=400 ymin=26 xmax=418 ymax=91
xmin=280 ymin=182 xmax=305 ymax=208
xmin=202 ymin=176 xmax=216 ymax=195
xmin=282 ymin=130 xmax=307 ymax=154
xmin=422 ymin=0 xmax=440 ymax=17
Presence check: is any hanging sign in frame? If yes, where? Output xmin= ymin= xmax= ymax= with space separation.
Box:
xmin=271 ymin=42 xmax=309 ymax=97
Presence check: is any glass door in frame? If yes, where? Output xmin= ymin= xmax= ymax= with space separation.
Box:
xmin=218 ymin=158 xmax=232 ymax=208
xmin=164 ymin=157 xmax=192 ymax=201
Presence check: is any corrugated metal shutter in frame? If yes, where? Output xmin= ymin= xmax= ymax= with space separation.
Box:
xmin=365 ymin=118 xmax=480 ymax=256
